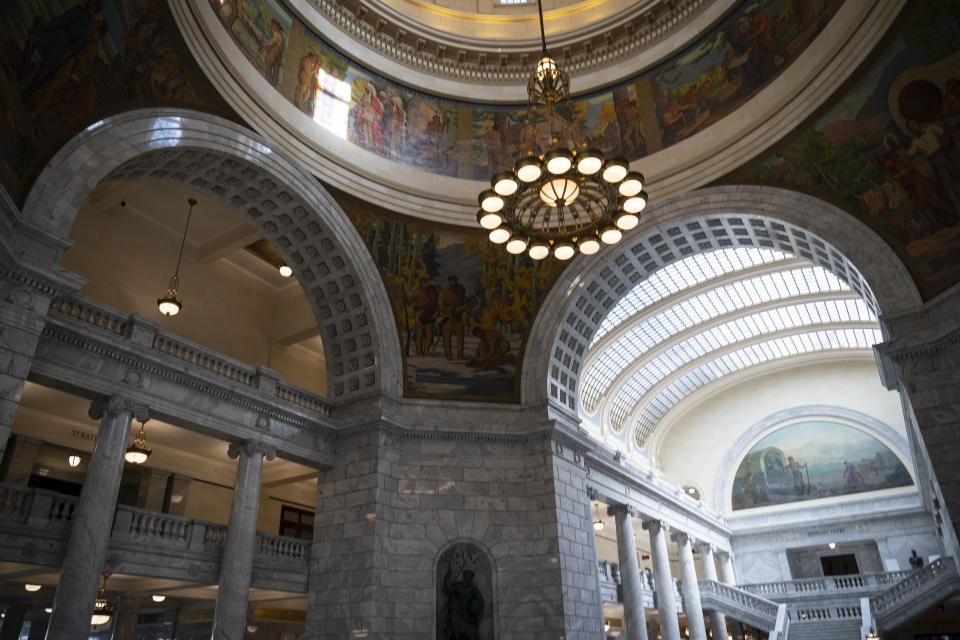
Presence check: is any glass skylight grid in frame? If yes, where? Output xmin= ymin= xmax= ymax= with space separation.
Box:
xmin=631 ymin=328 xmax=883 ymax=446
xmin=593 ymin=247 xmax=792 ymax=343
xmin=579 ymin=266 xmax=863 ymax=412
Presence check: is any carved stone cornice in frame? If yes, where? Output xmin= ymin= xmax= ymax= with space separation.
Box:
xmin=304 ymin=0 xmax=710 ymax=86
xmin=228 ymin=440 xmax=278 ymax=461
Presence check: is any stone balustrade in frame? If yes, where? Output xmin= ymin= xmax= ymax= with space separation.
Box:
xmin=740 ymin=570 xmax=912 ymax=598
xmin=871 ymin=557 xmax=960 ymax=631
xmin=698 ymin=579 xmax=781 ymax=630
xmin=47 ymin=294 xmax=334 ymax=419
xmin=0 ymin=483 xmax=309 ymax=592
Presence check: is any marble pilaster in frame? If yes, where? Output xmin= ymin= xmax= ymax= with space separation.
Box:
xmin=46 ymin=397 xmax=146 ymax=640
xmin=136 ymin=468 xmax=170 ymax=512
xmin=0 ymin=606 xmax=26 ymax=640
xmin=642 ymin=519 xmax=681 ymax=640
xmin=2 ymin=434 xmax=42 ymax=484
xmin=111 ymin=593 xmax=141 ymax=640
xmin=211 ymin=440 xmax=275 ymax=640
xmin=696 ymin=542 xmax=728 ymax=640
xmin=166 ymin=473 xmax=192 ymax=516
xmin=608 ymin=504 xmax=648 ymax=640
xmin=672 ymin=533 xmax=706 ymax=640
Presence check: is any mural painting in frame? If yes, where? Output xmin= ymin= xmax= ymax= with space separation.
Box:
xmin=436 ymin=543 xmax=493 ymax=640
xmin=0 ymin=0 xmax=231 ymax=201
xmin=332 ymin=188 xmax=564 ymax=401
xmin=732 ymin=0 xmax=960 ymax=299
xmin=731 ymin=420 xmax=912 ymax=510
xmin=211 ymin=0 xmax=841 ymax=181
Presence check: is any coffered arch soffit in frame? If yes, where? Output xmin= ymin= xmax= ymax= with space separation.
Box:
xmin=172 ymin=0 xmax=904 ymax=224
xmin=20 ymin=108 xmax=403 ymax=403
xmin=522 ymin=186 xmax=920 ymax=427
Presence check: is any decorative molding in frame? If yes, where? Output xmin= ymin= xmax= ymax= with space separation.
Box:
xmin=228 ymin=440 xmax=278 ymax=461
xmin=731 ymin=508 xmax=930 ymax=541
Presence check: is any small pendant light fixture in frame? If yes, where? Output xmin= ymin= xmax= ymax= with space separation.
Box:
xmin=91 ymin=573 xmax=115 ymax=626
xmin=125 ymin=419 xmax=152 ymax=464
xmin=157 ymin=198 xmax=198 ymax=316
xmin=592 ymin=502 xmax=604 ymax=531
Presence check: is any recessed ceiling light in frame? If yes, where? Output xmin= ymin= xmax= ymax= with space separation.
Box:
xmin=24 ymin=584 xmax=41 ymax=592
xmin=152 ymin=594 xmax=166 ymax=602
xmin=44 ymin=608 xmax=52 ymax=614
xmin=279 ymin=264 xmax=293 ymax=277
xmin=828 ymin=542 xmax=837 ymax=549
xmin=68 ymin=454 xmax=82 ymax=467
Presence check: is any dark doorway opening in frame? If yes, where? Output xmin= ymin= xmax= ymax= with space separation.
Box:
xmin=821 ymin=553 xmax=859 ymax=576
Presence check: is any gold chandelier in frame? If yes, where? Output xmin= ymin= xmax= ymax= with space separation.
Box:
xmin=476 ymin=0 xmax=648 ymax=260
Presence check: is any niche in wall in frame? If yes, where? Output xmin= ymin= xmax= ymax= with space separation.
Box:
xmin=786 ymin=541 xmax=883 ymax=579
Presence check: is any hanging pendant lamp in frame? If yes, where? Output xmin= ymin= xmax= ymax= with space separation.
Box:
xmin=157 ymin=198 xmax=198 ymax=316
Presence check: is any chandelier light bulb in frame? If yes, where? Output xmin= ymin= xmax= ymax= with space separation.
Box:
xmin=544 ymin=149 xmax=574 ymax=175
xmin=505 ymin=235 xmax=529 ymax=255
xmin=515 ymin=156 xmax=543 ymax=183
xmin=91 ymin=612 xmax=111 ymax=626
xmin=576 ymin=149 xmax=603 ymax=175
xmin=489 ymin=227 xmax=511 ymax=244
xmin=125 ymin=422 xmax=152 ymax=464
xmin=477 ymin=210 xmax=504 ymax=230
xmin=600 ymin=225 xmax=623 ymax=245
xmin=602 ymin=158 xmax=629 ymax=183
xmin=578 ymin=236 xmax=601 ymax=255
xmin=536 ymin=54 xmax=557 ymax=80
xmin=278 ymin=265 xmax=293 ymax=278
xmin=478 ymin=189 xmax=504 ymax=213
xmin=44 ymin=608 xmax=52 ymax=614
xmin=492 ymin=171 xmax=519 ymax=196
xmin=553 ymin=242 xmax=576 ymax=261
xmin=618 ymin=172 xmax=645 ymax=197
xmin=24 ymin=584 xmax=41 ymax=592
xmin=539 ymin=177 xmax=579 ymax=207
xmin=593 ymin=518 xmax=604 ymax=531
xmin=528 ymin=242 xmax=550 ymax=261
xmin=623 ymin=191 xmax=649 ymax=214
xmin=615 ymin=212 xmax=640 ymax=231
xmin=152 ymin=594 xmax=166 ymax=602
xmin=68 ymin=454 xmax=82 ymax=467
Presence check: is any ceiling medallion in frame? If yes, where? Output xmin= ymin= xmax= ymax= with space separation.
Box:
xmin=476 ymin=0 xmax=648 ymax=261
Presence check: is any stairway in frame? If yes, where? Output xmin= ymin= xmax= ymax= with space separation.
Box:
xmin=787 ymin=620 xmax=861 ymax=640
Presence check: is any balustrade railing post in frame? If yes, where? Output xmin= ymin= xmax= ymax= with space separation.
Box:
xmin=124 ymin=313 xmax=159 ymax=348
xmin=112 ymin=506 xmax=133 ymax=540
xmin=255 ymin=366 xmax=280 ymax=396
xmin=25 ymin=489 xmax=49 ymax=526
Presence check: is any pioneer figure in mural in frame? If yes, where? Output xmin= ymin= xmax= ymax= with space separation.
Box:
xmin=438 ymin=275 xmax=467 ymax=360
xmin=412 ymin=277 xmax=439 ymax=357
xmin=442 ymin=568 xmax=484 ymax=640
xmin=467 ymin=326 xmax=515 ymax=369
xmin=786 ymin=455 xmax=808 ymax=495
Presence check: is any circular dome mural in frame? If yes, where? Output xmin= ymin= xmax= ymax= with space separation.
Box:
xmin=731 ymin=420 xmax=913 ymax=511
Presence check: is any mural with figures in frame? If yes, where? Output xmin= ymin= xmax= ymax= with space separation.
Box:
xmin=731 ymin=0 xmax=960 ymax=299
xmin=0 ymin=0 xmax=232 ymax=201
xmin=330 ymin=187 xmax=565 ymax=401
xmin=731 ymin=420 xmax=913 ymax=511
xmin=210 ymin=0 xmax=841 ymax=180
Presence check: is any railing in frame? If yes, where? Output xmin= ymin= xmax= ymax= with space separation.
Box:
xmin=741 ymin=570 xmax=912 ymax=597
xmin=47 ymin=294 xmax=335 ymax=418
xmin=204 ymin=523 xmax=228 ymax=548
xmin=119 ymin=507 xmax=191 ymax=546
xmin=790 ymin=604 xmax=862 ymax=622
xmin=258 ymin=532 xmax=309 ymax=561
xmin=699 ymin=580 xmax=781 ymax=625
xmin=871 ymin=557 xmax=959 ymax=622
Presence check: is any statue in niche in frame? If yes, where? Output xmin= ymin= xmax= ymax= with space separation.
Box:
xmin=908 ymin=549 xmax=924 ymax=570
xmin=437 ymin=543 xmax=493 ymax=640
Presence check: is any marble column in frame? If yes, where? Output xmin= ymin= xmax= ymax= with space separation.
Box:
xmin=3 ymin=434 xmax=42 ymax=484
xmin=608 ymin=504 xmax=648 ymax=640
xmin=672 ymin=533 xmax=707 ymax=640
xmin=111 ymin=593 xmax=140 ymax=640
xmin=26 ymin=613 xmax=49 ymax=640
xmin=642 ymin=519 xmax=681 ymax=640
xmin=696 ymin=543 xmax=728 ymax=640
xmin=0 ymin=606 xmax=27 ymax=640
xmin=47 ymin=397 xmax=146 ymax=640
xmin=211 ymin=440 xmax=275 ymax=640
xmin=718 ymin=551 xmax=737 ymax=585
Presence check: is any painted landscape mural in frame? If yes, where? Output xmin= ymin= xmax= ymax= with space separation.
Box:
xmin=212 ymin=0 xmax=842 ymax=180
xmin=0 ymin=0 xmax=231 ymax=201
xmin=732 ymin=0 xmax=960 ymax=299
xmin=330 ymin=188 xmax=564 ymax=401
xmin=731 ymin=420 xmax=912 ymax=510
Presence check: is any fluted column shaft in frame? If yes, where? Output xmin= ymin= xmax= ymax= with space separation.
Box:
xmin=673 ymin=534 xmax=707 ymax=640
xmin=47 ymin=397 xmax=145 ymax=640
xmin=609 ymin=505 xmax=648 ymax=640
xmin=697 ymin=544 xmax=728 ymax=639
xmin=211 ymin=440 xmax=275 ymax=640
xmin=643 ymin=520 xmax=681 ymax=640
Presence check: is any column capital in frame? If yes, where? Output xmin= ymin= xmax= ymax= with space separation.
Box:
xmin=586 ymin=486 xmax=599 ymax=501
xmin=670 ymin=531 xmax=695 ymax=546
xmin=716 ymin=549 xmax=734 ymax=561
xmin=694 ymin=541 xmax=715 ymax=555
xmin=228 ymin=439 xmax=277 ymax=461
xmin=606 ymin=503 xmax=635 ymax=518
xmin=88 ymin=397 xmax=149 ymax=422
xmin=641 ymin=518 xmax=667 ymax=533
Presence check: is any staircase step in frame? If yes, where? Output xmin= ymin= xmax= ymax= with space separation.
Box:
xmin=787 ymin=621 xmax=861 ymax=640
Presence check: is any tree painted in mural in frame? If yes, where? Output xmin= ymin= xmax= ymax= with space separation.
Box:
xmin=732 ymin=0 xmax=960 ymax=299
xmin=731 ymin=420 xmax=913 ymax=511
xmin=332 ymin=187 xmax=564 ymax=401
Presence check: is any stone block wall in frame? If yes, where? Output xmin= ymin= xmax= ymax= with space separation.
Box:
xmin=306 ymin=426 xmax=604 ymax=638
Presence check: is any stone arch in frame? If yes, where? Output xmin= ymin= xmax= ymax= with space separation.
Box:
xmin=523 ymin=185 xmax=920 ymax=415
xmin=21 ymin=108 xmax=402 ymax=402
